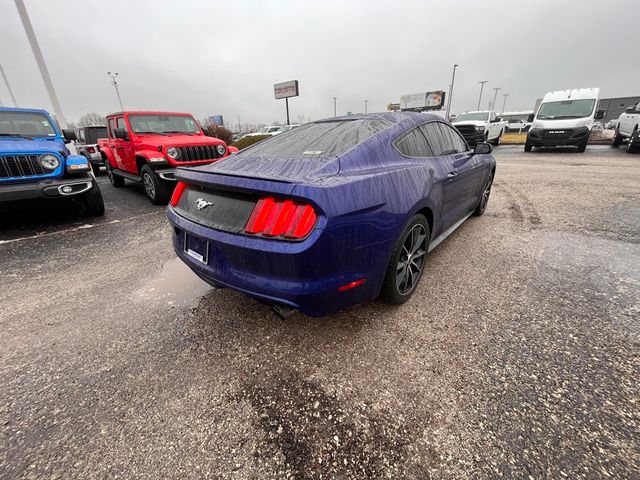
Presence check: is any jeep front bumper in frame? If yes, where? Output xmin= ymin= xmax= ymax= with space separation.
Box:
xmin=0 ymin=173 xmax=96 ymax=203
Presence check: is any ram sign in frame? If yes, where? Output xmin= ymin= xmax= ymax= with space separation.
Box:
xmin=400 ymin=91 xmax=446 ymax=111
xmin=274 ymin=80 xmax=299 ymax=100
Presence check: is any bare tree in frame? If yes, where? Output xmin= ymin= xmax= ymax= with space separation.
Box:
xmin=77 ymin=112 xmax=107 ymax=127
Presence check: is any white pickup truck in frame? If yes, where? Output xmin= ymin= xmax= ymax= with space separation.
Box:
xmin=612 ymin=102 xmax=640 ymax=153
xmin=452 ymin=111 xmax=507 ymax=146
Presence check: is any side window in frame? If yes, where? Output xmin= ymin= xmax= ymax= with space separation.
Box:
xmin=420 ymin=123 xmax=447 ymax=156
xmin=116 ymin=117 xmax=126 ymax=130
xmin=394 ymin=127 xmax=433 ymax=157
xmin=438 ymin=123 xmax=468 ymax=153
xmin=490 ymin=112 xmax=496 ymax=122
xmin=108 ymin=118 xmax=117 ymax=138
xmin=76 ymin=129 xmax=84 ymax=143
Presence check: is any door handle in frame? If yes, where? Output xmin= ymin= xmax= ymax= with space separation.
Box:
xmin=447 ymin=171 xmax=458 ymax=178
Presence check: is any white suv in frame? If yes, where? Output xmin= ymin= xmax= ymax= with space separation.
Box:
xmin=612 ymin=103 xmax=640 ymax=153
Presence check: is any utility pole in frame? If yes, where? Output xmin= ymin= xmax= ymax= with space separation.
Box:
xmin=501 ymin=93 xmax=510 ymax=115
xmin=14 ymin=0 xmax=66 ymax=126
xmin=477 ymin=81 xmax=488 ymax=111
xmin=107 ymin=72 xmax=124 ymax=111
xmin=364 ymin=99 xmax=368 ymax=114
xmin=445 ymin=64 xmax=458 ymax=119
xmin=0 ymin=64 xmax=18 ymax=106
xmin=491 ymin=87 xmax=501 ymax=111
xmin=333 ymin=97 xmax=337 ymax=117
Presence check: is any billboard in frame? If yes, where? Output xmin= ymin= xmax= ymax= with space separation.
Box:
xmin=208 ymin=115 xmax=224 ymax=126
xmin=400 ymin=90 xmax=446 ymax=111
xmin=274 ymin=80 xmax=299 ymax=100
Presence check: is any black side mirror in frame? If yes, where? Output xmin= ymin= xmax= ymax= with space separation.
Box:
xmin=113 ymin=128 xmax=129 ymax=140
xmin=473 ymin=142 xmax=492 ymax=155
xmin=527 ymin=113 xmax=535 ymax=122
xmin=594 ymin=109 xmax=605 ymax=120
xmin=62 ymin=129 xmax=77 ymax=144
xmin=625 ymin=106 xmax=635 ymax=113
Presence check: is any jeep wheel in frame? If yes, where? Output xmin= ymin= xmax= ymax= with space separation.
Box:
xmin=91 ymin=162 xmax=101 ymax=176
xmin=141 ymin=165 xmax=172 ymax=205
xmin=105 ymin=159 xmax=124 ymax=187
xmin=78 ymin=182 xmax=105 ymax=217
xmin=524 ymin=142 xmax=532 ymax=152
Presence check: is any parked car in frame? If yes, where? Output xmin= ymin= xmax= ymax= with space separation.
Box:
xmin=605 ymin=119 xmax=619 ymax=130
xmin=244 ymin=125 xmax=287 ymax=137
xmin=453 ymin=111 xmax=506 ymax=146
xmin=611 ymin=102 xmax=640 ymax=153
xmin=98 ymin=111 xmax=237 ymax=204
xmin=525 ymin=88 xmax=604 ymax=153
xmin=74 ymin=125 xmax=108 ymax=174
xmin=501 ymin=111 xmax=533 ymax=133
xmin=166 ymin=112 xmax=496 ymax=317
xmin=0 ymin=107 xmax=104 ymax=217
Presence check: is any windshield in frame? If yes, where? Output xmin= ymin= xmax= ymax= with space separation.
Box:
xmin=455 ymin=112 xmax=489 ymax=122
xmin=0 ymin=111 xmax=57 ymax=138
xmin=240 ymin=119 xmax=391 ymax=158
xmin=128 ymin=114 xmax=200 ymax=134
xmin=537 ymin=99 xmax=595 ymax=120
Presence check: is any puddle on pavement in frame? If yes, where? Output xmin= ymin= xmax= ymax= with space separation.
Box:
xmin=136 ymin=257 xmax=213 ymax=308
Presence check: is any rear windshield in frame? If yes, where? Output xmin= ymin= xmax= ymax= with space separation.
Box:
xmin=85 ymin=127 xmax=108 ymax=143
xmin=242 ymin=119 xmax=391 ymax=158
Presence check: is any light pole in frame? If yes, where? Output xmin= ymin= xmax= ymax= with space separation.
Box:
xmin=364 ymin=99 xmax=368 ymax=114
xmin=445 ymin=64 xmax=458 ymax=119
xmin=491 ymin=87 xmax=501 ymax=111
xmin=107 ymin=72 xmax=124 ymax=111
xmin=501 ymin=93 xmax=510 ymax=115
xmin=0 ymin=64 xmax=18 ymax=106
xmin=333 ymin=97 xmax=337 ymax=117
xmin=14 ymin=0 xmax=66 ymax=126
xmin=477 ymin=81 xmax=488 ymax=111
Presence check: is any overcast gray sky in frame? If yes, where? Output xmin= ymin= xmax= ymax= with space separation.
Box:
xmin=0 ymin=0 xmax=638 ymax=127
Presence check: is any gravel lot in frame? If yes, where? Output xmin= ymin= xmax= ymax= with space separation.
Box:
xmin=1 ymin=146 xmax=638 ymax=479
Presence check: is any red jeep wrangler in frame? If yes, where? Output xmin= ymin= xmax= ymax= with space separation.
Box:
xmin=98 ymin=111 xmax=235 ymax=204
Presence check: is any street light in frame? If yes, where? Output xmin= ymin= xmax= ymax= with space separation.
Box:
xmin=445 ymin=64 xmax=458 ymax=119
xmin=501 ymin=93 xmax=510 ymax=115
xmin=14 ymin=0 xmax=66 ymax=126
xmin=0 ymin=64 xmax=18 ymax=106
xmin=107 ymin=72 xmax=124 ymax=111
xmin=333 ymin=97 xmax=337 ymax=117
xmin=364 ymin=99 xmax=368 ymax=114
xmin=491 ymin=87 xmax=501 ymax=111
xmin=477 ymin=81 xmax=488 ymax=110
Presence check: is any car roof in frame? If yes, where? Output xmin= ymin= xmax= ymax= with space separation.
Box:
xmin=0 ymin=106 xmax=51 ymax=115
xmin=542 ymin=88 xmax=599 ymax=102
xmin=313 ymin=111 xmax=445 ymax=130
xmin=106 ymin=111 xmax=195 ymax=117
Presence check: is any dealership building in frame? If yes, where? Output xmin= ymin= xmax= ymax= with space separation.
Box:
xmin=597 ymin=96 xmax=640 ymax=123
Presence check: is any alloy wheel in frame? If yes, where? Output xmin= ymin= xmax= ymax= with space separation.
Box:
xmin=395 ymin=224 xmax=427 ymax=295
xmin=481 ymin=176 xmax=493 ymax=210
xmin=143 ymin=172 xmax=156 ymax=199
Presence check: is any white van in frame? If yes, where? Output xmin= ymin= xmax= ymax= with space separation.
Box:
xmin=525 ymin=88 xmax=604 ymax=153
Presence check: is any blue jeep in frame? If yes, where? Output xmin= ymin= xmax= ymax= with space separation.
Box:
xmin=0 ymin=107 xmax=104 ymax=217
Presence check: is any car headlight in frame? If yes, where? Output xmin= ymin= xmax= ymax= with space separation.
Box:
xmin=216 ymin=144 xmax=226 ymax=156
xmin=38 ymin=154 xmax=60 ymax=170
xmin=475 ymin=126 xmax=485 ymax=132
xmin=166 ymin=147 xmax=179 ymax=159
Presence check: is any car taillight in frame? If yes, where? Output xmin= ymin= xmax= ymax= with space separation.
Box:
xmin=170 ymin=181 xmax=188 ymax=207
xmin=245 ymin=197 xmax=317 ymax=239
xmin=87 ymin=146 xmax=96 ymax=153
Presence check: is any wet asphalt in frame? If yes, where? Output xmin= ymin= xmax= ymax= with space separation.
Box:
xmin=0 ymin=145 xmax=638 ymax=479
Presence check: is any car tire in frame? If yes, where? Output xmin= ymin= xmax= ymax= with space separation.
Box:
xmin=524 ymin=142 xmax=532 ymax=152
xmin=484 ymin=132 xmax=489 ymax=143
xmin=141 ymin=164 xmax=172 ymax=205
xmin=473 ymin=172 xmax=494 ymax=217
xmin=626 ymin=129 xmax=639 ymax=153
xmin=576 ymin=139 xmax=588 ymax=153
xmin=611 ymin=129 xmax=623 ymax=148
xmin=77 ymin=182 xmax=105 ymax=217
xmin=105 ymin=158 xmax=125 ymax=187
xmin=91 ymin=162 xmax=101 ymax=175
xmin=492 ymin=131 xmax=502 ymax=146
xmin=380 ymin=214 xmax=429 ymax=305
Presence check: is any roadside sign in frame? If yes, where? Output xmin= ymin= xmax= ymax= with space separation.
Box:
xmin=208 ymin=115 xmax=223 ymax=126
xmin=400 ymin=91 xmax=446 ymax=111
xmin=274 ymin=80 xmax=299 ymax=100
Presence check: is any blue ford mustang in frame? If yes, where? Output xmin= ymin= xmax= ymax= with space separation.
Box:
xmin=166 ymin=112 xmax=496 ymax=317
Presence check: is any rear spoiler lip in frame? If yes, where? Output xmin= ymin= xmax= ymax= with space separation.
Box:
xmin=175 ymin=167 xmax=298 ymax=196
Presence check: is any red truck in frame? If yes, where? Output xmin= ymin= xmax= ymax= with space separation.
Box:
xmin=98 ymin=111 xmax=236 ymax=204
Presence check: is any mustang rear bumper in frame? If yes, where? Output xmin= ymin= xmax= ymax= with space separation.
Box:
xmin=0 ymin=173 xmax=96 ymax=203
xmin=166 ymin=206 xmax=393 ymax=317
